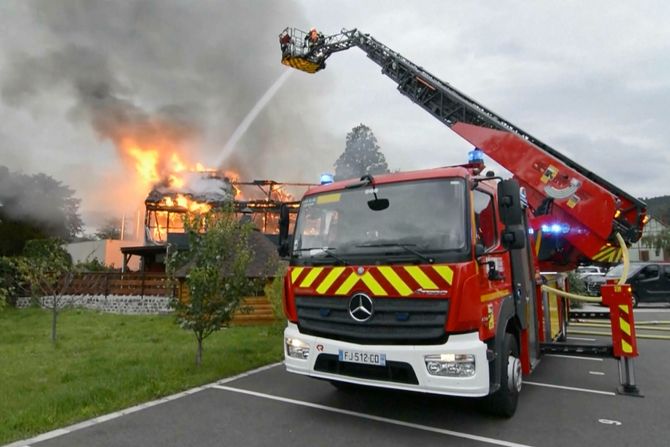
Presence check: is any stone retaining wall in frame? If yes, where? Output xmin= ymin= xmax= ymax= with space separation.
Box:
xmin=15 ymin=295 xmax=173 ymax=315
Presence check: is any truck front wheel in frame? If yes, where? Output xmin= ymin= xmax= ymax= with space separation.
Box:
xmin=485 ymin=333 xmax=521 ymax=417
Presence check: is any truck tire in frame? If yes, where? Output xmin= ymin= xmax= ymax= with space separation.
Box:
xmin=485 ymin=333 xmax=521 ymax=417
xmin=631 ymin=294 xmax=639 ymax=308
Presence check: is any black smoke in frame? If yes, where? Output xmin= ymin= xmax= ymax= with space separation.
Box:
xmin=1 ymin=0 xmax=329 ymax=202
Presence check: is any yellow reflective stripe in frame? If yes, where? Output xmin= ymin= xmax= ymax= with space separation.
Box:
xmin=432 ymin=265 xmax=454 ymax=285
xmin=291 ymin=267 xmax=304 ymax=284
xmin=619 ymin=317 xmax=631 ymax=336
xmin=593 ymin=246 xmax=612 ymax=261
xmin=360 ymin=272 xmax=388 ymax=296
xmin=592 ymin=245 xmax=622 ymax=263
xmin=378 ymin=266 xmax=412 ymax=296
xmin=619 ymin=304 xmax=629 ymax=314
xmin=535 ymin=231 xmax=542 ymax=256
xmin=335 ymin=272 xmax=359 ymax=295
xmin=316 ymin=193 xmax=341 ymax=204
xmin=300 ymin=267 xmax=323 ymax=288
xmin=316 ymin=267 xmax=346 ymax=294
xmin=614 ymin=250 xmax=623 ymax=263
xmin=481 ymin=289 xmax=511 ymax=302
xmin=622 ymin=340 xmax=633 ymax=354
xmin=404 ymin=266 xmax=437 ymax=289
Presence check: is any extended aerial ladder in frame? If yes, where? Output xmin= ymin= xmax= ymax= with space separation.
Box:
xmin=279 ymin=27 xmax=648 ymax=271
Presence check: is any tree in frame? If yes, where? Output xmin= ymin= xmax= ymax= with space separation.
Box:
xmin=642 ymin=227 xmax=670 ymax=257
xmin=167 ymin=209 xmax=255 ymax=367
xmin=0 ymin=256 xmax=24 ymax=309
xmin=0 ymin=215 xmax=46 ymax=257
xmin=95 ymin=217 xmax=122 ymax=240
xmin=334 ymin=124 xmax=390 ymax=181
xmin=0 ymin=166 xmax=83 ymax=255
xmin=15 ymin=239 xmax=75 ymax=344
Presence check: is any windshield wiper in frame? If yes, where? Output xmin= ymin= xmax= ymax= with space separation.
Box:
xmin=355 ymin=243 xmax=434 ymax=264
xmin=293 ymin=247 xmax=349 ymax=265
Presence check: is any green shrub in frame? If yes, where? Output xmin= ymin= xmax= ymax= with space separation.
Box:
xmin=265 ymin=264 xmax=287 ymax=320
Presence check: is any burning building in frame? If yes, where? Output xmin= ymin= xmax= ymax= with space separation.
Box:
xmin=121 ymin=167 xmax=307 ymax=272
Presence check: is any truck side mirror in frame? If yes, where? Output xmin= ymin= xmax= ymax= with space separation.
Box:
xmin=278 ymin=204 xmax=290 ymax=257
xmin=501 ymin=228 xmax=526 ymax=250
xmin=497 ymin=179 xmax=523 ymax=226
xmin=475 ymin=243 xmax=486 ymax=258
xmin=497 ymin=179 xmax=526 ymax=250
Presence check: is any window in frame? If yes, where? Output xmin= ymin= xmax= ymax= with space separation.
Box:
xmin=473 ymin=189 xmax=496 ymax=250
xmin=293 ymin=179 xmax=469 ymax=263
xmin=640 ymin=264 xmax=659 ymax=279
xmin=640 ymin=250 xmax=650 ymax=262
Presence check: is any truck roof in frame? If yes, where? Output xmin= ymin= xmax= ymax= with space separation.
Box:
xmin=305 ymin=165 xmax=481 ymax=196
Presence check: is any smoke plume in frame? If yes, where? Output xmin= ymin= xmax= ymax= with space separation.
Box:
xmin=0 ymin=0 xmax=332 ymax=229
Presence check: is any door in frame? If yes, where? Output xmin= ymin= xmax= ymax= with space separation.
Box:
xmin=634 ymin=264 xmax=661 ymax=302
xmin=662 ymin=265 xmax=670 ymax=303
xmin=508 ymin=213 xmax=540 ymax=367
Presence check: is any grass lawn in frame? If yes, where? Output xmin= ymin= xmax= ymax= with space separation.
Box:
xmin=0 ymin=307 xmax=284 ymax=445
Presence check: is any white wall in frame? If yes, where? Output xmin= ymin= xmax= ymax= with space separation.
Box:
xmin=65 ymin=240 xmax=140 ymax=270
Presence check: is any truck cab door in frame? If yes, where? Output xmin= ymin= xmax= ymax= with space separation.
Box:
xmin=497 ymin=180 xmax=540 ymax=368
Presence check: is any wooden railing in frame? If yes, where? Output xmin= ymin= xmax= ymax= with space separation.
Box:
xmin=60 ymin=272 xmax=177 ymax=297
xmin=51 ymin=272 xmax=277 ymax=325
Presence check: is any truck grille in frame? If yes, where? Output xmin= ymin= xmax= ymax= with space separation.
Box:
xmin=314 ymin=354 xmax=419 ymax=385
xmin=296 ymin=296 xmax=448 ymax=344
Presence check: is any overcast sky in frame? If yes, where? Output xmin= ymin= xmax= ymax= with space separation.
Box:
xmin=1 ymin=0 xmax=668 ymax=230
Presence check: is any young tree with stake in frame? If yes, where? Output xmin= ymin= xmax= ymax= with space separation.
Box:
xmin=168 ymin=208 xmax=255 ymax=367
xmin=16 ymin=239 xmax=75 ymax=344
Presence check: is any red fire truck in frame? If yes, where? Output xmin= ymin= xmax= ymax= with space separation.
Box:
xmin=276 ymin=28 xmax=647 ymax=416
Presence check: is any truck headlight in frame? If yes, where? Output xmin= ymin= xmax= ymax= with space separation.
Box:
xmin=285 ymin=337 xmax=310 ymax=360
xmin=424 ymin=353 xmax=476 ymax=377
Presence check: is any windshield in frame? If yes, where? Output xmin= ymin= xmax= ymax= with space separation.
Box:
xmin=606 ymin=264 xmax=643 ymax=279
xmin=292 ymin=178 xmax=468 ymax=263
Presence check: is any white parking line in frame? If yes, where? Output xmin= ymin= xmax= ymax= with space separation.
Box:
xmin=524 ymin=381 xmax=615 ymax=396
xmin=589 ymin=371 xmax=606 ymax=376
xmin=2 ymin=362 xmax=283 ymax=447
xmin=544 ymin=354 xmax=604 ymax=362
xmin=213 ymin=385 xmax=535 ymax=447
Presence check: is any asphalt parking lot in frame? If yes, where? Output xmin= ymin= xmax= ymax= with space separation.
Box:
xmin=7 ymin=307 xmax=670 ymax=447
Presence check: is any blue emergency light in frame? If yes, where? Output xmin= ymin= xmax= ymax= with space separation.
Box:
xmin=540 ymin=223 xmax=571 ymax=235
xmin=468 ymin=147 xmax=485 ymax=164
xmin=320 ymin=173 xmax=334 ymax=185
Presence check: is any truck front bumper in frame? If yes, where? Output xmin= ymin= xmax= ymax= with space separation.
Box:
xmin=283 ymin=323 xmax=490 ymax=397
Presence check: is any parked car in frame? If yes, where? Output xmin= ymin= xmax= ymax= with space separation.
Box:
xmin=588 ymin=262 xmax=670 ymax=306
xmin=575 ymin=265 xmax=607 ymax=279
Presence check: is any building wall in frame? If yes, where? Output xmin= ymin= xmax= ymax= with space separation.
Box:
xmin=66 ymin=240 xmax=140 ymax=270
xmin=628 ymin=218 xmax=669 ymax=262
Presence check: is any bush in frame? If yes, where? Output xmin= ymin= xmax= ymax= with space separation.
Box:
xmin=75 ymin=258 xmax=118 ymax=272
xmin=0 ymin=257 xmax=23 ymax=307
xmin=567 ymin=271 xmax=587 ymax=308
xmin=265 ymin=264 xmax=287 ymax=320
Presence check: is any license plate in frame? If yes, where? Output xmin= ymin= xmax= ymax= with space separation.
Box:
xmin=338 ymin=349 xmax=386 ymax=366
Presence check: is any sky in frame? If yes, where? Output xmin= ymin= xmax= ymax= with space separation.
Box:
xmin=0 ymin=0 xmax=668 ymax=231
